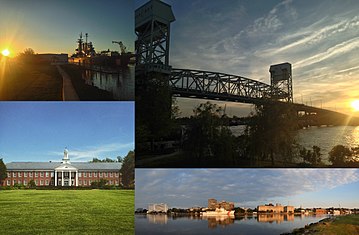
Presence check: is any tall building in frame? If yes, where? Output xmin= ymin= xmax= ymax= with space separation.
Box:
xmin=2 ymin=149 xmax=121 ymax=187
xmin=208 ymin=198 xmax=234 ymax=210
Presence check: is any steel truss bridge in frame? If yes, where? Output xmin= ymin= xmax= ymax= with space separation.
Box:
xmin=169 ymin=68 xmax=289 ymax=104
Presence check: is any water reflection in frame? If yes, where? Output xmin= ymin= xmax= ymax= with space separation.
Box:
xmin=205 ymin=215 xmax=235 ymax=229
xmin=81 ymin=65 xmax=134 ymax=100
xmin=257 ymin=213 xmax=294 ymax=223
xmin=147 ymin=214 xmax=168 ymax=224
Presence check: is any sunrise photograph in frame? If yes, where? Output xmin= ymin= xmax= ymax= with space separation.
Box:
xmin=0 ymin=0 xmax=135 ymax=101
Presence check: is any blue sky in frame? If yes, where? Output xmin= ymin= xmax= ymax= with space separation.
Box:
xmin=135 ymin=0 xmax=359 ymax=117
xmin=0 ymin=0 xmax=134 ymax=56
xmin=135 ymin=169 xmax=359 ymax=209
xmin=0 ymin=102 xmax=134 ymax=163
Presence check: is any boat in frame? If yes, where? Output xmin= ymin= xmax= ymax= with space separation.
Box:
xmin=201 ymin=207 xmax=234 ymax=216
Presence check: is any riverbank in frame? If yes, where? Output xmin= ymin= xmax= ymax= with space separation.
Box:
xmin=61 ymin=64 xmax=114 ymax=100
xmin=282 ymin=214 xmax=359 ymax=235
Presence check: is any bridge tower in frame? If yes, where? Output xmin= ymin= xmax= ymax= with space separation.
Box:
xmin=269 ymin=62 xmax=293 ymax=103
xmin=135 ymin=0 xmax=175 ymax=75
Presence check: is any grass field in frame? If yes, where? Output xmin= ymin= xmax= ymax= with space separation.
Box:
xmin=290 ymin=214 xmax=359 ymax=235
xmin=0 ymin=61 xmax=62 ymax=100
xmin=0 ymin=190 xmax=134 ymax=234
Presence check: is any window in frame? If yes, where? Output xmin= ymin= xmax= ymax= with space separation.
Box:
xmin=89 ymin=172 xmax=92 ymax=177
xmin=40 ymin=172 xmax=44 ymax=177
xmin=7 ymin=172 xmax=10 ymax=178
xmin=13 ymin=172 xmax=16 ymax=177
xmin=46 ymin=180 xmax=49 ymax=185
xmin=46 ymin=172 xmax=49 ymax=177
xmin=115 ymin=173 xmax=119 ymax=177
xmin=89 ymin=180 xmax=92 ymax=185
xmin=7 ymin=180 xmax=10 ymax=186
xmin=78 ymin=172 xmax=82 ymax=177
xmin=115 ymin=180 xmax=118 ymax=186
xmin=18 ymin=172 xmax=21 ymax=177
xmin=35 ymin=172 xmax=38 ymax=177
xmin=110 ymin=172 xmax=113 ymax=177
xmin=24 ymin=172 xmax=28 ymax=177
xmin=51 ymin=172 xmax=54 ymax=177
xmin=79 ymin=180 xmax=82 ymax=185
xmin=94 ymin=172 xmax=97 ymax=177
xmin=40 ymin=180 xmax=44 ymax=186
xmin=105 ymin=172 xmax=108 ymax=177
xmin=23 ymin=180 xmax=27 ymax=186
xmin=109 ymin=180 xmax=113 ymax=185
xmin=84 ymin=172 xmax=87 ymax=177
xmin=13 ymin=180 xmax=16 ymax=185
xmin=35 ymin=180 xmax=38 ymax=186
xmin=99 ymin=172 xmax=103 ymax=177
xmin=18 ymin=180 xmax=21 ymax=184
xmin=29 ymin=172 xmax=33 ymax=177
xmin=84 ymin=180 xmax=87 ymax=185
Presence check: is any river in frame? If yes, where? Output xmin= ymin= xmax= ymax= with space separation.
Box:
xmin=136 ymin=214 xmax=329 ymax=235
xmin=230 ymin=125 xmax=359 ymax=163
xmin=82 ymin=65 xmax=134 ymax=100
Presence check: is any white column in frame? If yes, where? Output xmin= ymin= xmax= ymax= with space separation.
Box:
xmin=76 ymin=171 xmax=79 ymax=186
xmin=55 ymin=170 xmax=57 ymax=186
xmin=61 ymin=171 xmax=64 ymax=186
xmin=69 ymin=171 xmax=72 ymax=186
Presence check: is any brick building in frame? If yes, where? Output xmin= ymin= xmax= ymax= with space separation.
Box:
xmin=208 ymin=198 xmax=234 ymax=211
xmin=257 ymin=203 xmax=294 ymax=214
xmin=2 ymin=149 xmax=121 ymax=187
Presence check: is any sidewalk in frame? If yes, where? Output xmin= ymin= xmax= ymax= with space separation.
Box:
xmin=56 ymin=65 xmax=80 ymax=101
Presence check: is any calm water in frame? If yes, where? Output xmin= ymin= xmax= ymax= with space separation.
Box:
xmin=231 ymin=125 xmax=359 ymax=163
xmin=82 ymin=65 xmax=134 ymax=100
xmin=136 ymin=214 xmax=329 ymax=235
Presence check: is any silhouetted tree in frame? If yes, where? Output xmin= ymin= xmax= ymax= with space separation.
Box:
xmin=299 ymin=145 xmax=323 ymax=166
xmin=0 ymin=158 xmax=6 ymax=186
xmin=329 ymin=145 xmax=352 ymax=166
xmin=245 ymin=102 xmax=298 ymax=166
xmin=120 ymin=151 xmax=134 ymax=188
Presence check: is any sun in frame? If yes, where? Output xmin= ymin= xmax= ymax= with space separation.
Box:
xmin=351 ymin=100 xmax=359 ymax=112
xmin=2 ymin=49 xmax=10 ymax=57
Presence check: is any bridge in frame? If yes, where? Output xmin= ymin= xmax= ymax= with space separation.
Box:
xmin=169 ymin=68 xmax=289 ymax=104
xmin=135 ymin=0 xmax=359 ymax=127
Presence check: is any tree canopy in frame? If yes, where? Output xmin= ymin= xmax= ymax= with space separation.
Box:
xmin=0 ymin=158 xmax=7 ymax=185
xmin=120 ymin=151 xmax=134 ymax=189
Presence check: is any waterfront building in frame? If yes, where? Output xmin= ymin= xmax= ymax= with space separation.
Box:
xmin=207 ymin=198 xmax=234 ymax=211
xmin=314 ymin=208 xmax=327 ymax=214
xmin=2 ymin=149 xmax=121 ymax=187
xmin=257 ymin=203 xmax=294 ymax=214
xmin=148 ymin=203 xmax=168 ymax=213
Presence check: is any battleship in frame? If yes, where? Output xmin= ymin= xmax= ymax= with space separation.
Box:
xmin=70 ymin=32 xmax=134 ymax=67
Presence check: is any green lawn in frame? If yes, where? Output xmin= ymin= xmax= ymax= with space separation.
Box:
xmin=0 ymin=190 xmax=134 ymax=234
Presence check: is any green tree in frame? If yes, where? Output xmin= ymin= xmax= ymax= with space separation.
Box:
xmin=245 ymin=102 xmax=298 ymax=166
xmin=329 ymin=145 xmax=352 ymax=166
xmin=28 ymin=179 xmax=36 ymax=188
xmin=299 ymin=145 xmax=323 ymax=166
xmin=0 ymin=158 xmax=7 ymax=186
xmin=120 ymin=151 xmax=134 ymax=189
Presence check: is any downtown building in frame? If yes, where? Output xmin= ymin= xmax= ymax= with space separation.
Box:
xmin=2 ymin=149 xmax=121 ymax=187
xmin=257 ymin=203 xmax=294 ymax=214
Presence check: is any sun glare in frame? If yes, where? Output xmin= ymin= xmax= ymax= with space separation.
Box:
xmin=2 ymin=49 xmax=10 ymax=57
xmin=351 ymin=100 xmax=359 ymax=112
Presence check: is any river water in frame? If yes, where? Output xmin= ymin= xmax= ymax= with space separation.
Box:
xmin=230 ymin=125 xmax=359 ymax=163
xmin=82 ymin=65 xmax=134 ymax=100
xmin=136 ymin=214 xmax=329 ymax=235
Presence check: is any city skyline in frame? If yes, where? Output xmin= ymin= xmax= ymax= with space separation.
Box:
xmin=0 ymin=102 xmax=134 ymax=163
xmin=135 ymin=0 xmax=359 ymax=117
xmin=0 ymin=0 xmax=134 ymax=56
xmin=135 ymin=169 xmax=359 ymax=209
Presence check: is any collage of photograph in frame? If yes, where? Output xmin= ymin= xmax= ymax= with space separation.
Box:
xmin=1 ymin=0 xmax=359 ymax=234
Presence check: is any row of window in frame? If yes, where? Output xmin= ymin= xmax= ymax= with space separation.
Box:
xmin=6 ymin=179 xmax=119 ymax=186
xmin=8 ymin=172 xmax=53 ymax=178
xmin=7 ymin=171 xmax=120 ymax=178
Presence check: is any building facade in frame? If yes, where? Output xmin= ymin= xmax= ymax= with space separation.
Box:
xmin=2 ymin=149 xmax=121 ymax=187
xmin=208 ymin=198 xmax=235 ymax=211
xmin=257 ymin=203 xmax=294 ymax=214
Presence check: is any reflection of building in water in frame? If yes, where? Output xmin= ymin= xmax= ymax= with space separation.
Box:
xmin=148 ymin=203 xmax=168 ymax=213
xmin=257 ymin=203 xmax=294 ymax=214
xmin=257 ymin=213 xmax=294 ymax=223
xmin=147 ymin=214 xmax=168 ymax=224
xmin=208 ymin=198 xmax=234 ymax=210
xmin=206 ymin=216 xmax=235 ymax=229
